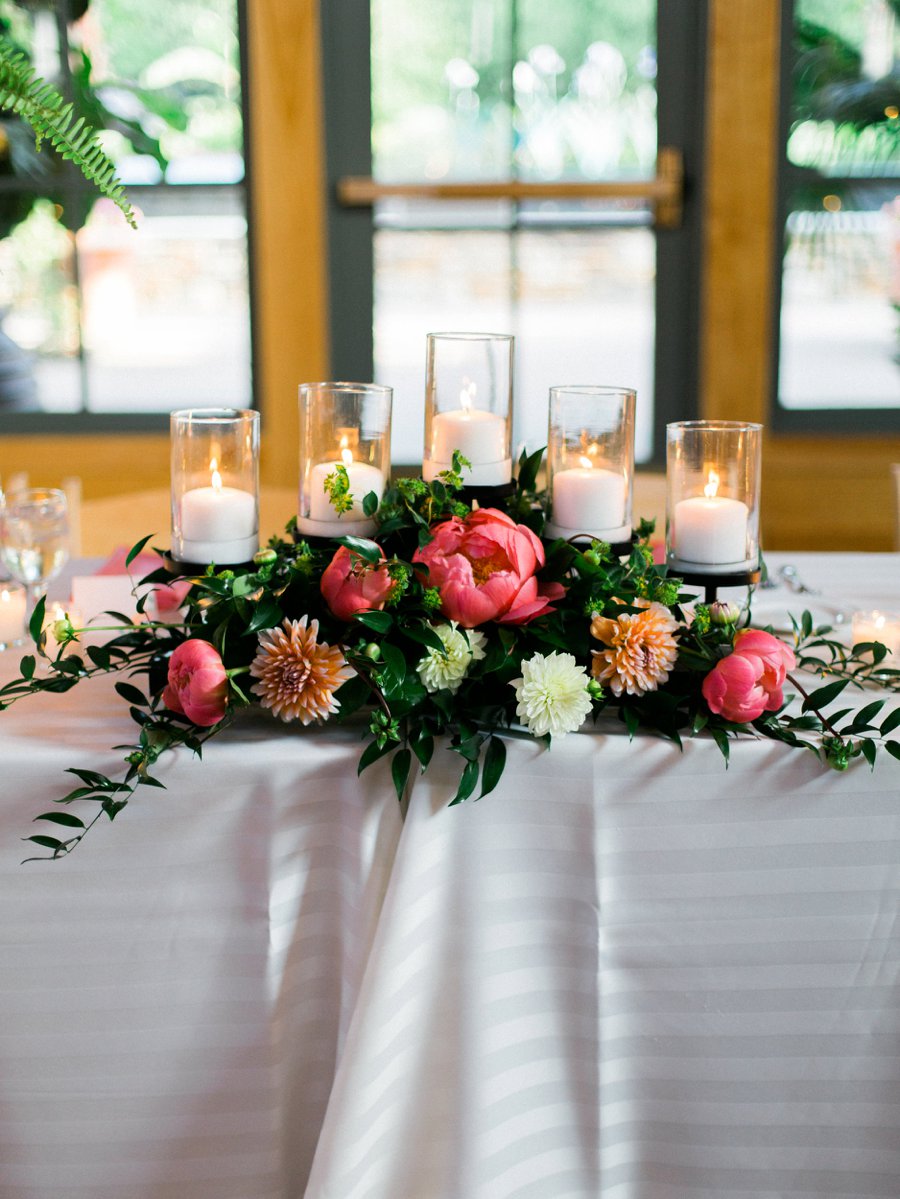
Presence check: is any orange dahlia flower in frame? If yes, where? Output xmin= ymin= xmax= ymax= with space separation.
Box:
xmin=250 ymin=617 xmax=353 ymax=724
xmin=590 ymin=599 xmax=679 ymax=697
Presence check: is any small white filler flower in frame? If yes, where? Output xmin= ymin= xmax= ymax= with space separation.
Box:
xmin=511 ymin=651 xmax=593 ymax=738
xmin=416 ymin=622 xmax=487 ymax=694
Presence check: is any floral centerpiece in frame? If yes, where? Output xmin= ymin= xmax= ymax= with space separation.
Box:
xmin=2 ymin=450 xmax=899 ymax=861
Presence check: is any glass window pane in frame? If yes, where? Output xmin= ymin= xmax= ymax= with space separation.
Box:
xmin=371 ymin=1 xmax=659 ymax=462
xmin=78 ymin=188 xmax=250 ymax=412
xmin=779 ymin=184 xmax=899 ymax=410
xmin=790 ymin=0 xmax=900 ymax=175
xmin=79 ymin=0 xmax=244 ymax=184
xmin=515 ymin=0 xmax=656 ymax=180
xmin=0 ymin=203 xmax=81 ymax=415
xmin=375 ymin=227 xmax=513 ymax=464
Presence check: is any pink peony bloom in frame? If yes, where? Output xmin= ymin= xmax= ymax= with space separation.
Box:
xmin=702 ymin=628 xmax=796 ymax=723
xmin=320 ymin=544 xmax=394 ymax=621
xmin=413 ymin=507 xmax=565 ymax=628
xmin=163 ymin=639 xmax=229 ymax=727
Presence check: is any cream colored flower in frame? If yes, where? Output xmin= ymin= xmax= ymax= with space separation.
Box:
xmin=250 ymin=617 xmax=353 ymax=724
xmin=417 ymin=622 xmax=487 ymax=694
xmin=590 ymin=599 xmax=678 ymax=697
xmin=511 ymin=651 xmax=593 ymax=738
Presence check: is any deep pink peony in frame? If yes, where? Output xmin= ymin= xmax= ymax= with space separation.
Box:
xmin=702 ymin=628 xmax=796 ymax=723
xmin=163 ymin=639 xmax=229 ymax=727
xmin=413 ymin=507 xmax=566 ymax=628
xmin=320 ymin=545 xmax=394 ymax=621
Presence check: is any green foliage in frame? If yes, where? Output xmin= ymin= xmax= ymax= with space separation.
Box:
xmin=0 ymin=42 xmax=136 ymax=227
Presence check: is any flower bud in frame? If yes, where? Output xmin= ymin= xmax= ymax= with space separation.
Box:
xmin=253 ymin=548 xmax=277 ymax=566
xmin=709 ymin=600 xmax=741 ymax=625
xmin=50 ymin=617 xmax=75 ymax=644
xmin=363 ymin=642 xmax=382 ymax=661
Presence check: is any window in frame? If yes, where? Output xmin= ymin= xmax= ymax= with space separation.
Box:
xmin=0 ymin=0 xmax=251 ymax=429
xmin=773 ymin=0 xmax=900 ymax=431
xmin=321 ymin=0 xmax=707 ymax=468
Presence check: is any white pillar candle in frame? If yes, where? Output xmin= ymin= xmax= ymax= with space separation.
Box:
xmin=0 ymin=584 xmax=26 ymax=646
xmin=423 ymin=386 xmax=511 ymax=486
xmin=548 ymin=459 xmax=629 ymax=540
xmin=670 ymin=472 xmax=750 ymax=571
xmin=851 ymin=610 xmax=900 ymax=659
xmin=307 ymin=458 xmax=385 ymax=524
xmin=178 ymin=469 xmax=258 ymax=564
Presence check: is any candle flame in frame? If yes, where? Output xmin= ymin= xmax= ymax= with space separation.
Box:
xmin=460 ymin=380 xmax=477 ymax=416
xmin=339 ymin=434 xmax=349 ymax=451
xmin=0 ymin=589 xmax=9 ymax=603
xmin=578 ymin=455 xmax=594 ymax=470
xmin=341 ymin=447 xmax=353 ymax=468
xmin=211 ymin=469 xmax=223 ymax=492
xmin=704 ymin=470 xmax=720 ymax=499
xmin=875 ymin=614 xmax=886 ymax=630
xmin=209 ymin=456 xmax=218 ymax=473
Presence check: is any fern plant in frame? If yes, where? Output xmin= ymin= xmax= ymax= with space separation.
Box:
xmin=0 ymin=40 xmax=135 ymax=228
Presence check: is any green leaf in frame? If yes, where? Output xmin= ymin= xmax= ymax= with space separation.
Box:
xmin=885 ymin=740 xmax=900 ymax=761
xmin=410 ymin=728 xmax=434 ymax=770
xmin=358 ymin=737 xmax=393 ymax=774
xmin=86 ymin=644 xmax=111 ymax=670
xmin=880 ymin=707 xmax=900 ymax=736
xmin=517 ymin=445 xmax=545 ymax=492
xmin=23 ymin=834 xmax=65 ymax=851
xmin=354 ymin=610 xmax=393 ymax=633
xmin=34 ymin=810 xmax=84 ymax=828
xmin=391 ymin=747 xmax=411 ymax=802
xmin=479 ymin=735 xmax=506 ymax=799
xmin=846 ymin=700 xmax=885 ymax=733
xmin=125 ymin=534 xmax=154 ymax=567
xmin=335 ymin=536 xmax=381 ymax=564
xmin=402 ymin=623 xmax=445 ymax=653
xmin=29 ymin=596 xmax=46 ymax=645
xmin=860 ymin=738 xmax=877 ymax=769
xmin=709 ymin=726 xmax=731 ymax=765
xmin=801 ymin=678 xmax=850 ymax=713
xmin=622 ymin=706 xmax=640 ymax=740
xmin=362 ymin=491 xmax=379 ymax=517
xmin=19 ymin=654 xmax=35 ymax=680
xmin=246 ymin=596 xmax=282 ymax=634
xmin=380 ymin=643 xmax=407 ymax=692
xmin=450 ymin=757 xmax=480 ymax=805
xmin=115 ymin=681 xmax=147 ymax=707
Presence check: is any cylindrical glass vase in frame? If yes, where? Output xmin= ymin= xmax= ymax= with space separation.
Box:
xmin=666 ymin=420 xmax=762 ymax=575
xmin=422 ymin=332 xmax=513 ymax=487
xmin=297 ymin=382 xmax=392 ymax=538
xmin=170 ymin=408 xmax=260 ymax=566
xmin=545 ymin=385 xmax=636 ymax=542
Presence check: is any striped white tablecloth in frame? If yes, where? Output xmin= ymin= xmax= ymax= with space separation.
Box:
xmin=0 ymin=553 xmax=898 ymax=1199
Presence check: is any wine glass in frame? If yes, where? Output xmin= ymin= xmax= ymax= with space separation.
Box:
xmin=0 ymin=488 xmax=70 ymax=627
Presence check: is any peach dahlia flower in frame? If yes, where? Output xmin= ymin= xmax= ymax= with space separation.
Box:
xmin=590 ymin=599 xmax=679 ymax=698
xmin=250 ymin=617 xmax=353 ymax=724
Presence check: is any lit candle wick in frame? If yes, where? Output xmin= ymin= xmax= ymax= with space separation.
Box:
xmin=211 ymin=469 xmax=223 ymax=493
xmin=704 ymin=470 xmax=720 ymax=499
xmin=579 ymin=456 xmax=593 ymax=470
xmin=341 ymin=447 xmax=353 ymax=468
xmin=459 ymin=380 xmax=477 ymax=417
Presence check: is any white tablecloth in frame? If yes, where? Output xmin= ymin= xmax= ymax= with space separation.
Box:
xmin=1 ymin=553 xmax=898 ymax=1199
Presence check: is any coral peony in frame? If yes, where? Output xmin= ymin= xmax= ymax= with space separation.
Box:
xmin=590 ymin=600 xmax=679 ymax=697
xmin=321 ymin=544 xmax=394 ymax=621
xmin=250 ymin=617 xmax=353 ymax=724
xmin=702 ymin=628 xmax=796 ymax=723
xmin=413 ymin=507 xmax=565 ymax=628
xmin=163 ymin=639 xmax=229 ymax=727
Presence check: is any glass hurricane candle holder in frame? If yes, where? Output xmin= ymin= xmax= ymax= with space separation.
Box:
xmin=545 ymin=385 xmax=635 ymax=543
xmin=851 ymin=610 xmax=900 ymax=664
xmin=170 ymin=408 xmax=260 ymax=566
xmin=297 ymin=382 xmax=392 ymax=538
xmin=666 ymin=420 xmax=762 ymax=576
xmin=422 ymin=332 xmax=513 ymax=487
xmin=0 ymin=581 xmax=27 ymax=649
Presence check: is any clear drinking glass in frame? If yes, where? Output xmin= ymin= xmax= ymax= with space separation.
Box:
xmin=0 ymin=488 xmax=70 ymax=619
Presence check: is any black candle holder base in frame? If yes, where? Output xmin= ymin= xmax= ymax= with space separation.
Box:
xmin=544 ymin=530 xmax=636 ymax=558
xmin=458 ymin=479 xmax=517 ymax=508
xmin=163 ymin=553 xmax=256 ymax=576
xmin=675 ymin=567 xmax=762 ymax=605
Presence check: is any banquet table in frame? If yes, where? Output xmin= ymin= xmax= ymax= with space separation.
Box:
xmin=0 ymin=552 xmax=898 ymax=1199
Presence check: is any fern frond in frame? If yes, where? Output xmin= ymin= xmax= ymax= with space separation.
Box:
xmin=0 ymin=43 xmax=137 ymax=229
